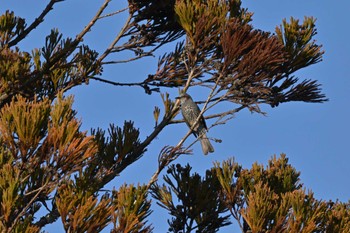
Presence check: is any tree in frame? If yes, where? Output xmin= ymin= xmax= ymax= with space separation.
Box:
xmin=0 ymin=0 xmax=348 ymax=232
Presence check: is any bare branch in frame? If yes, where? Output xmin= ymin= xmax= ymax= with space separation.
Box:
xmin=9 ymin=177 xmax=52 ymax=232
xmin=98 ymin=7 xmax=128 ymax=19
xmin=170 ymin=106 xmax=245 ymax=124
xmin=98 ymin=13 xmax=133 ymax=62
xmin=146 ymin=146 xmax=191 ymax=190
xmin=89 ymin=76 xmax=173 ymax=94
xmin=101 ymin=51 xmax=154 ymax=64
xmin=89 ymin=76 xmax=144 ymax=87
xmin=229 ymin=206 xmax=245 ymax=233
xmin=75 ymin=0 xmax=111 ymax=42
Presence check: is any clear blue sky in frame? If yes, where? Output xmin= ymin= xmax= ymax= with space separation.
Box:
xmin=1 ymin=1 xmax=349 ymax=232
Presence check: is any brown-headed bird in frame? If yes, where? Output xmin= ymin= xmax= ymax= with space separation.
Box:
xmin=176 ymin=93 xmax=214 ymax=155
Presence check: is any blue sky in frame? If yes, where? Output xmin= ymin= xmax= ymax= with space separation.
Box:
xmin=1 ymin=1 xmax=349 ymax=232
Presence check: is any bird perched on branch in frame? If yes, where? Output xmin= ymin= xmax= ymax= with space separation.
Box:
xmin=176 ymin=93 xmax=214 ymax=155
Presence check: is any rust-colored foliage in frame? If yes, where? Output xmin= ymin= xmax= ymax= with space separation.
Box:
xmin=0 ymin=94 xmax=97 ymax=231
xmin=220 ymin=19 xmax=287 ymax=102
xmin=149 ymin=0 xmax=327 ymax=110
xmin=56 ymin=180 xmax=112 ymax=232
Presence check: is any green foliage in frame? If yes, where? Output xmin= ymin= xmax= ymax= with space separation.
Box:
xmin=213 ymin=158 xmax=242 ymax=208
xmin=325 ymin=201 xmax=350 ymax=232
xmin=47 ymin=94 xmax=97 ymax=174
xmin=42 ymin=29 xmax=101 ymax=89
xmin=241 ymin=182 xmax=279 ymax=232
xmin=0 ymin=13 xmax=101 ymax=109
xmin=111 ymin=184 xmax=153 ymax=233
xmin=0 ymin=11 xmax=26 ymax=46
xmin=0 ymin=92 xmax=152 ymax=232
xmin=152 ymin=155 xmax=350 ymax=232
xmin=240 ymin=154 xmax=301 ymax=195
xmin=0 ymin=96 xmax=50 ymax=157
xmin=175 ymin=0 xmax=228 ymax=46
xmin=91 ymin=121 xmax=145 ymax=171
xmin=151 ymin=164 xmax=231 ymax=232
xmin=286 ymin=190 xmax=328 ymax=232
xmin=153 ymin=106 xmax=160 ymax=126
xmin=276 ymin=17 xmax=324 ymax=74
xmin=0 ymin=159 xmax=20 ymax=226
xmin=228 ymin=0 xmax=252 ymax=23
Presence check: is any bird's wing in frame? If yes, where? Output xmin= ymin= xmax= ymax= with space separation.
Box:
xmin=200 ymin=115 xmax=208 ymax=130
xmin=185 ymin=120 xmax=198 ymax=137
xmin=194 ymin=103 xmax=208 ymax=130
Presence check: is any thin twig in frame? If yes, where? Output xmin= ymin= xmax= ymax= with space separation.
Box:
xmin=75 ymin=0 xmax=111 ymax=42
xmin=101 ymin=51 xmax=154 ymax=64
xmin=98 ymin=7 xmax=128 ymax=19
xmin=170 ymin=106 xmax=245 ymax=124
xmin=102 ymin=34 xmax=169 ymax=65
xmin=144 ymin=96 xmax=186 ymax=189
xmin=89 ymin=76 xmax=144 ymax=87
xmin=98 ymin=13 xmax=132 ymax=62
xmin=105 ymin=99 xmax=181 ymax=190
xmin=233 ymin=206 xmax=245 ymax=232
xmin=9 ymin=178 xmax=51 ymax=232
xmin=86 ymin=76 xmax=167 ymax=90
xmin=146 ymin=167 xmax=162 ymax=190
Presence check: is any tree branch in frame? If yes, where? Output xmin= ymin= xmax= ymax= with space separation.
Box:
xmin=39 ymin=0 xmax=110 ymax=79
xmin=89 ymin=76 xmax=178 ymax=94
xmin=8 ymin=0 xmax=63 ymax=47
xmin=101 ymin=103 xmax=181 ymax=188
xmin=170 ymin=106 xmax=245 ymax=124
xmin=75 ymin=0 xmax=111 ymax=42
xmin=98 ymin=13 xmax=133 ymax=62
xmin=34 ymin=208 xmax=60 ymax=228
xmin=98 ymin=7 xmax=128 ymax=19
xmin=101 ymin=51 xmax=154 ymax=64
xmin=11 ymin=178 xmax=51 ymax=231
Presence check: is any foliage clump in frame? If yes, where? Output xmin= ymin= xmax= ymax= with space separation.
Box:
xmin=0 ymin=0 xmax=348 ymax=232
xmin=153 ymin=155 xmax=350 ymax=232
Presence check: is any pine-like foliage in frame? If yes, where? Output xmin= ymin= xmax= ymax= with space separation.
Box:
xmin=0 ymin=0 xmax=348 ymax=232
xmin=152 ymin=155 xmax=349 ymax=233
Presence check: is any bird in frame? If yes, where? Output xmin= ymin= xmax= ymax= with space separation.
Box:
xmin=176 ymin=93 xmax=214 ymax=155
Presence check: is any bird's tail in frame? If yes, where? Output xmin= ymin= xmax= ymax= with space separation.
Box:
xmin=200 ymin=133 xmax=214 ymax=155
